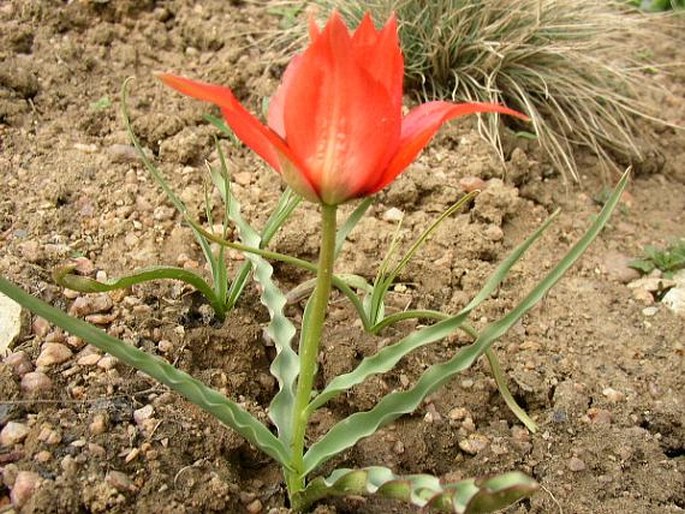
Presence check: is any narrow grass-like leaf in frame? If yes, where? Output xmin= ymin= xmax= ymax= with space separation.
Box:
xmin=203 ymin=113 xmax=239 ymax=145
xmin=335 ymin=197 xmax=374 ymax=257
xmin=304 ymin=170 xmax=629 ymax=473
xmin=295 ymin=466 xmax=536 ymax=513
xmin=0 ymin=276 xmax=288 ymax=465
xmin=368 ymin=192 xmax=477 ymax=326
xmin=122 ymin=79 xmax=223 ymax=309
xmin=53 ymin=264 xmax=224 ymax=318
xmin=305 ymin=209 xmax=559 ymax=415
xmin=224 ymin=178 xmax=299 ymax=452
xmin=183 ymin=217 xmax=371 ymax=328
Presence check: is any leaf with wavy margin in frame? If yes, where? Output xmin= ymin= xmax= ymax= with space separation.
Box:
xmin=295 ymin=467 xmax=536 ymax=513
xmin=0 ymin=276 xmax=288 ymax=465
xmin=224 ymin=184 xmax=299 ymax=453
xmin=303 ymin=169 xmax=629 ymax=474
xmin=53 ymin=264 xmax=224 ymax=317
xmin=306 ymin=208 xmax=559 ymax=415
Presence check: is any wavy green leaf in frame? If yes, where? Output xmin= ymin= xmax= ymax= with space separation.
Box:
xmin=295 ymin=467 xmax=536 ymax=513
xmin=224 ymin=180 xmax=299 ymax=453
xmin=304 ymin=169 xmax=629 ymax=473
xmin=305 ymin=208 xmax=560 ymax=415
xmin=0 ymin=276 xmax=288 ymax=465
xmin=52 ymin=264 xmax=224 ymax=317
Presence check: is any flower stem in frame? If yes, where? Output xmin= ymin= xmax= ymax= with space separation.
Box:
xmin=287 ymin=203 xmax=337 ymax=501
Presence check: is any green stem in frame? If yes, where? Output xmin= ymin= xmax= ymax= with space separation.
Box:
xmin=287 ymin=203 xmax=338 ymax=502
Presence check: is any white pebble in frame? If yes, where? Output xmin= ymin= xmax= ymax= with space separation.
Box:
xmin=382 ymin=207 xmax=404 ymax=222
xmin=10 ymin=471 xmax=41 ymax=508
xmin=21 ymin=371 xmax=53 ymax=394
xmin=133 ymin=405 xmax=154 ymax=427
xmin=0 ymin=421 xmax=29 ymax=447
xmin=36 ymin=343 xmax=73 ymax=367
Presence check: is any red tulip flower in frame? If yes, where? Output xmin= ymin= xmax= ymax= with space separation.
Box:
xmin=160 ymin=12 xmax=527 ymax=205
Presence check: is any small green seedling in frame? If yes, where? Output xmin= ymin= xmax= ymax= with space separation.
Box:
xmin=630 ymin=239 xmax=685 ymax=278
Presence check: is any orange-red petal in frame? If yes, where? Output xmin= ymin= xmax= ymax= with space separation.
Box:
xmin=352 ymin=14 xmax=403 ymax=109
xmin=369 ymin=101 xmax=529 ymax=193
xmin=281 ymin=13 xmax=401 ymax=204
xmin=158 ymin=72 xmax=291 ymax=173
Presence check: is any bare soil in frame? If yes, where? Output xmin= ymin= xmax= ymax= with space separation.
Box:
xmin=1 ymin=2 xmax=683 ymax=513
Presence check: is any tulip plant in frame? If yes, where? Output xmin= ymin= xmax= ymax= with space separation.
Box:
xmin=0 ymin=12 xmax=630 ymax=513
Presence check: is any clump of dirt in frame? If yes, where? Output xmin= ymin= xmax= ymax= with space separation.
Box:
xmin=1 ymin=1 xmax=683 ymax=513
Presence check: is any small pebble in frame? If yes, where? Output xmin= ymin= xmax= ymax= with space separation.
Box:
xmin=5 ymin=351 xmax=33 ymax=376
xmin=461 ymin=417 xmax=476 ymax=432
xmin=34 ymin=450 xmax=52 ymax=463
xmin=108 ymin=144 xmax=140 ymax=163
xmin=627 ymin=276 xmax=675 ymax=292
xmin=124 ymin=448 xmax=140 ymax=463
xmin=32 ymin=318 xmax=50 ymax=337
xmin=458 ymin=433 xmax=489 ymax=455
xmin=88 ymin=443 xmax=106 ymax=458
xmin=106 ymin=471 xmax=138 ymax=493
xmin=18 ymin=240 xmax=43 ymax=263
xmin=382 ymin=207 xmax=403 ymax=222
xmin=153 ymin=206 xmax=175 ymax=221
xmin=641 ymin=306 xmax=658 ymax=317
xmin=89 ymin=414 xmax=108 ymax=436
xmin=157 ymin=340 xmax=173 ymax=353
xmin=133 ymin=405 xmax=154 ymax=427
xmin=240 ymin=492 xmax=257 ymax=504
xmin=393 ymin=440 xmax=405 ymax=455
xmin=77 ymin=353 xmax=101 ymax=367
xmin=448 ymin=407 xmax=470 ymax=421
xmin=71 ymin=257 xmax=95 ymax=275
xmin=85 ymin=312 xmax=118 ymax=325
xmin=567 ymin=456 xmax=586 ymax=471
xmin=65 ymin=336 xmax=84 ymax=350
xmin=21 ymin=371 xmax=53 ymax=394
xmin=10 ymin=470 xmax=41 ymax=508
xmin=61 ymin=455 xmax=77 ymax=474
xmin=459 ymin=176 xmax=487 ymax=193
xmin=45 ymin=329 xmax=65 ymax=343
xmin=97 ymin=356 xmax=118 ymax=370
xmin=36 ymin=343 xmax=72 ymax=367
xmin=246 ymin=499 xmax=263 ymax=514
xmin=602 ymin=387 xmax=625 ymax=403
xmin=0 ymin=421 xmax=29 ymax=447
xmin=69 ymin=294 xmax=113 ymax=317
xmin=37 ymin=427 xmax=61 ymax=446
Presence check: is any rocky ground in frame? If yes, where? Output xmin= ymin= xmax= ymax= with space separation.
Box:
xmin=0 ymin=1 xmax=683 ymax=513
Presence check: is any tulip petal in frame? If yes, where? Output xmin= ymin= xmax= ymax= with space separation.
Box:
xmin=282 ymin=12 xmax=401 ymax=204
xmin=267 ymin=55 xmax=303 ymax=139
xmin=352 ymin=14 xmax=403 ymax=109
xmin=158 ymin=73 xmax=291 ymax=173
xmin=369 ymin=101 xmax=529 ymax=194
